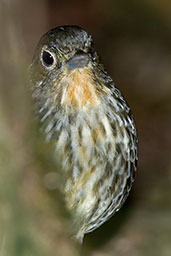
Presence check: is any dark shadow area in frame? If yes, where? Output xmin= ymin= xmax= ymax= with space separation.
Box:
xmin=82 ymin=198 xmax=134 ymax=255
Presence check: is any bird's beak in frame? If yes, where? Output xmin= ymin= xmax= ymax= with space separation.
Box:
xmin=66 ymin=50 xmax=89 ymax=72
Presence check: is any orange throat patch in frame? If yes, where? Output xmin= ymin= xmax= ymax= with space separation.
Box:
xmin=60 ymin=68 xmax=100 ymax=108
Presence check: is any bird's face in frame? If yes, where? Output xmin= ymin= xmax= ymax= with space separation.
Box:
xmin=28 ymin=26 xmax=104 ymax=111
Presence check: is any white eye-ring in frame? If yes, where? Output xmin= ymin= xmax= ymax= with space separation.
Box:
xmin=40 ymin=47 xmax=57 ymax=69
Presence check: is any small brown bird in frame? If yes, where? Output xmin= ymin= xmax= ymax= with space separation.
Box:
xmin=28 ymin=25 xmax=138 ymax=243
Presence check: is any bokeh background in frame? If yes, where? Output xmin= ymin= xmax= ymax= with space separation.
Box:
xmin=0 ymin=1 xmax=171 ymax=255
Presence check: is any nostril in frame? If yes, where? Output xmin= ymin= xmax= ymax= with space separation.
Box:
xmin=66 ymin=50 xmax=89 ymax=71
xmin=75 ymin=49 xmax=86 ymax=56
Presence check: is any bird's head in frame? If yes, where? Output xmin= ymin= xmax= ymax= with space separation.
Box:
xmin=28 ymin=26 xmax=108 ymax=111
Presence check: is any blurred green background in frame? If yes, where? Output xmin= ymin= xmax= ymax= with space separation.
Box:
xmin=0 ymin=0 xmax=171 ymax=255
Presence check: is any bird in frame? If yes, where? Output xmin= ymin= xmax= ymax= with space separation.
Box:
xmin=28 ymin=25 xmax=138 ymax=243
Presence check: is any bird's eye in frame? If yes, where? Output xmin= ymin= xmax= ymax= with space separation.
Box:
xmin=41 ymin=49 xmax=56 ymax=68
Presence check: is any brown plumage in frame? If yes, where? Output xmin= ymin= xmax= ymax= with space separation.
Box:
xmin=28 ymin=25 xmax=138 ymax=243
